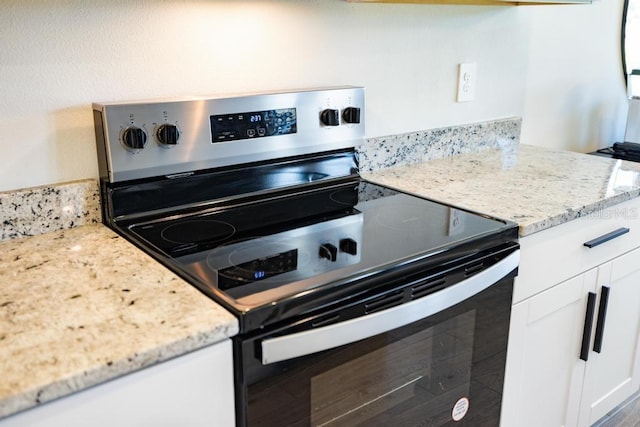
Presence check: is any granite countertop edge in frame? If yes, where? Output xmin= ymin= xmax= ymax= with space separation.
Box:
xmin=363 ymin=144 xmax=640 ymax=238
xmin=516 ymin=190 xmax=640 ymax=236
xmin=0 ymin=223 xmax=239 ymax=420
xmin=1 ymin=329 xmax=233 ymax=420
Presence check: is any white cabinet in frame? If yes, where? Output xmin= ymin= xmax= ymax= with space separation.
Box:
xmin=502 ymin=273 xmax=592 ymax=427
xmin=501 ymin=197 xmax=640 ymax=427
xmin=579 ymin=253 xmax=640 ymax=426
xmin=0 ymin=340 xmax=235 ymax=427
xmin=503 ymin=255 xmax=640 ymax=426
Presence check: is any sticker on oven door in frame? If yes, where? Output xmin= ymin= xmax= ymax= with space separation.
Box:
xmin=452 ymin=397 xmax=470 ymax=422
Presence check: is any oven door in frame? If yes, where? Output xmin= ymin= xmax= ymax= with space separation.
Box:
xmin=234 ymin=250 xmax=518 ymax=427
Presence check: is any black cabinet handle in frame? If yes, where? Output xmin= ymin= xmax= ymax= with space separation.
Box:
xmin=593 ymin=286 xmax=611 ymax=353
xmin=583 ymin=228 xmax=630 ymax=248
xmin=580 ymin=292 xmax=597 ymax=361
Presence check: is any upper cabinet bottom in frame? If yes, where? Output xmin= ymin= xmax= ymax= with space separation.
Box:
xmin=346 ymin=0 xmax=592 ymax=5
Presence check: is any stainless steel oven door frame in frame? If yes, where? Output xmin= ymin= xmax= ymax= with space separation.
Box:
xmin=261 ymin=250 xmax=518 ymax=365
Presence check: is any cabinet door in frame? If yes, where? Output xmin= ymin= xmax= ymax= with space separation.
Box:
xmin=501 ymin=270 xmax=596 ymax=427
xmin=578 ymin=249 xmax=640 ymax=426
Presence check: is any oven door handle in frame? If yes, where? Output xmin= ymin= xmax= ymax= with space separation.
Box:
xmin=260 ymin=250 xmax=519 ymax=365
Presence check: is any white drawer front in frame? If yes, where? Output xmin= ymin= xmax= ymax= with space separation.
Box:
xmin=514 ymin=197 xmax=640 ymax=303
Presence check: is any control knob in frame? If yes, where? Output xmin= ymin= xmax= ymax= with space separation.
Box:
xmin=320 ymin=109 xmax=340 ymax=126
xmin=156 ymin=123 xmax=180 ymax=146
xmin=342 ymin=107 xmax=361 ymax=124
xmin=339 ymin=238 xmax=358 ymax=255
xmin=122 ymin=126 xmax=147 ymax=150
xmin=319 ymin=243 xmax=338 ymax=262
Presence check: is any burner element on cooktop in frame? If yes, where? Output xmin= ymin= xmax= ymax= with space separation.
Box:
xmin=160 ymin=220 xmax=236 ymax=245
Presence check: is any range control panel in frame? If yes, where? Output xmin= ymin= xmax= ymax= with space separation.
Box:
xmin=93 ymin=86 xmax=365 ymax=183
xmin=210 ymin=108 xmax=297 ymax=143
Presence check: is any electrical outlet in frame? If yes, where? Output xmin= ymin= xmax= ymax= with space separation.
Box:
xmin=457 ymin=63 xmax=477 ymax=103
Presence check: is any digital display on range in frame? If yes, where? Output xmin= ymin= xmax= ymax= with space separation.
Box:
xmin=210 ymin=108 xmax=297 ymax=143
xmin=217 ymin=249 xmax=298 ymax=290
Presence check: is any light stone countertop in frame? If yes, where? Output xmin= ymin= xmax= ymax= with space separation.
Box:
xmin=363 ymin=144 xmax=640 ymax=237
xmin=0 ymin=224 xmax=239 ymax=419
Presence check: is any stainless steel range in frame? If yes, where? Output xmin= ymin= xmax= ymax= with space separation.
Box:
xmin=93 ymin=87 xmax=520 ymax=427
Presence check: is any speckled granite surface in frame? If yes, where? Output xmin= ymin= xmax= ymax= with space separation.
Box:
xmin=364 ymin=144 xmax=640 ymax=237
xmin=357 ymin=117 xmax=521 ymax=172
xmin=0 ymin=179 xmax=101 ymax=242
xmin=0 ymin=224 xmax=238 ymax=419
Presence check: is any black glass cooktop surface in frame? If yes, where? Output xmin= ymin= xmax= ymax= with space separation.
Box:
xmin=126 ymin=180 xmax=514 ymax=310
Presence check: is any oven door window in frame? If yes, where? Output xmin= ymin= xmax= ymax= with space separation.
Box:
xmin=238 ymin=278 xmax=511 ymax=427
xmin=310 ymin=311 xmax=474 ymax=426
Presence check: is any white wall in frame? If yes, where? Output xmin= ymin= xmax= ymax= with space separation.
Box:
xmin=0 ymin=0 xmax=626 ymax=192
xmin=521 ymin=1 xmax=627 ymax=152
